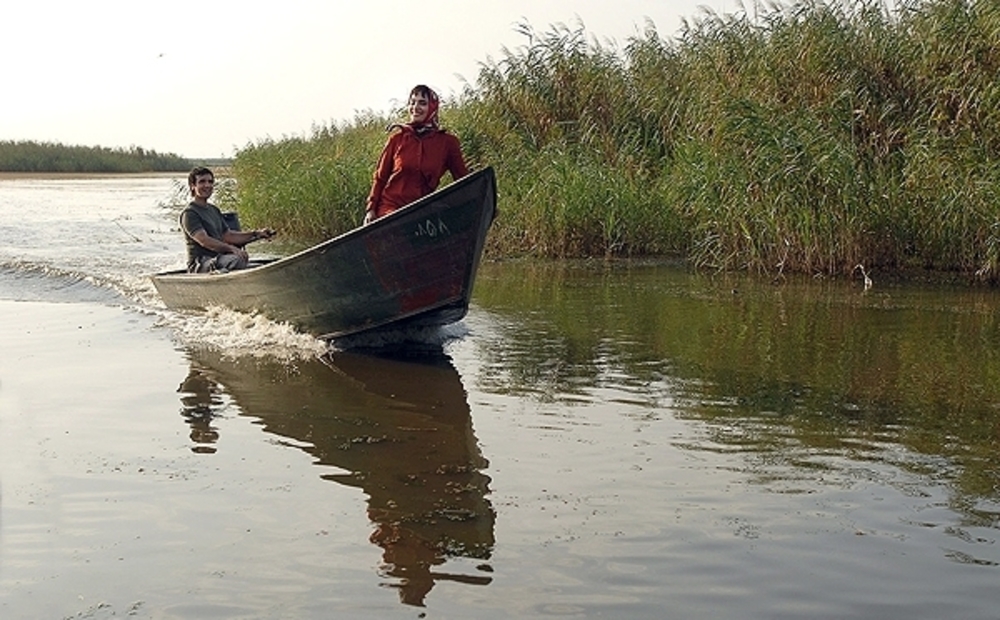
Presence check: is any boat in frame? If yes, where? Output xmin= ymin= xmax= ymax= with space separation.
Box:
xmin=152 ymin=166 xmax=497 ymax=340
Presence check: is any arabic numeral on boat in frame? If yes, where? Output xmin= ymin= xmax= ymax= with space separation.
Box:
xmin=416 ymin=218 xmax=451 ymax=238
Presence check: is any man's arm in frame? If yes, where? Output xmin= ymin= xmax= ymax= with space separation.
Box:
xmin=222 ymin=228 xmax=276 ymax=246
xmin=190 ymin=229 xmax=247 ymax=258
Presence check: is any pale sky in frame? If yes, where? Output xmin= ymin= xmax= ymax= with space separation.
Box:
xmin=2 ymin=0 xmax=734 ymax=158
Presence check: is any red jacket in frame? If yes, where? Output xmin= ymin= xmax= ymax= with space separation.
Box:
xmin=366 ymin=126 xmax=468 ymax=217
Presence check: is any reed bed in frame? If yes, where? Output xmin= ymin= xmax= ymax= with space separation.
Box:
xmin=229 ymin=0 xmax=1000 ymax=279
xmin=229 ymin=113 xmax=389 ymax=238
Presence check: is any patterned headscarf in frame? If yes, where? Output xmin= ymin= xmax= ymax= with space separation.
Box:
xmin=409 ymin=85 xmax=439 ymax=134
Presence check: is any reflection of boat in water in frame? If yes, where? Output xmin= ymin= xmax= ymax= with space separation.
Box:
xmin=175 ymin=347 xmax=495 ymax=606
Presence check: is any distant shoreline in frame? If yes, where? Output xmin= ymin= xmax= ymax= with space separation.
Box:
xmin=0 ymin=171 xmax=185 ymax=180
xmin=0 ymin=168 xmax=233 ymax=180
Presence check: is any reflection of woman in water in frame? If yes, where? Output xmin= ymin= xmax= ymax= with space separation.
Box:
xmin=321 ymin=350 xmax=495 ymax=606
xmin=177 ymin=348 xmax=495 ymax=607
xmin=348 ymin=350 xmax=494 ymax=604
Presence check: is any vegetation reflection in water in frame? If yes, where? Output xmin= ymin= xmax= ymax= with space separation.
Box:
xmin=176 ymin=348 xmax=496 ymax=607
xmin=170 ymin=258 xmax=1000 ymax=612
xmin=473 ymin=260 xmax=1000 ymax=531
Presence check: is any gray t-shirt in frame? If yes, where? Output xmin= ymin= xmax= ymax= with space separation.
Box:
xmin=179 ymin=201 xmax=229 ymax=272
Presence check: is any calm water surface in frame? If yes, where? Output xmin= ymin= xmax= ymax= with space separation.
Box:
xmin=1 ymin=175 xmax=999 ymax=618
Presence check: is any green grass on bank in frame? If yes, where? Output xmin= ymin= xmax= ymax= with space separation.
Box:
xmin=0 ymin=140 xmax=191 ymax=173
xmin=230 ymin=114 xmax=388 ymax=238
xmin=227 ymin=0 xmax=1000 ymax=280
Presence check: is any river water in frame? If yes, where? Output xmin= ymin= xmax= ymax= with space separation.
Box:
xmin=1 ymin=174 xmax=999 ymax=619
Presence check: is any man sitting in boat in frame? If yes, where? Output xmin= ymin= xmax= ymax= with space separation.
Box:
xmin=180 ymin=167 xmax=276 ymax=273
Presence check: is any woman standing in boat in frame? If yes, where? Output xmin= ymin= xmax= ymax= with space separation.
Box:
xmin=364 ymin=84 xmax=469 ymax=224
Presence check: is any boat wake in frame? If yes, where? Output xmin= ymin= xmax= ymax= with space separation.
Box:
xmin=0 ymin=259 xmax=473 ymax=363
xmin=154 ymin=305 xmax=473 ymax=363
xmin=0 ymin=262 xmax=126 ymax=305
xmin=157 ymin=305 xmax=330 ymax=362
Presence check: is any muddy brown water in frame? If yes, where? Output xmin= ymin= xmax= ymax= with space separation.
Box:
xmin=1 ymin=176 xmax=998 ymax=618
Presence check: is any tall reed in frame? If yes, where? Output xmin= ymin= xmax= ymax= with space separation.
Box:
xmin=227 ymin=113 xmax=388 ymax=239
xmin=231 ymin=0 xmax=1000 ymax=279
